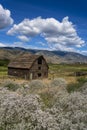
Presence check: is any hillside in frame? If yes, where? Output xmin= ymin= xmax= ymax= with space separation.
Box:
xmin=0 ymin=47 xmax=87 ymax=64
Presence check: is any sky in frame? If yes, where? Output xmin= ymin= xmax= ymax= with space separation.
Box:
xmin=0 ymin=0 xmax=87 ymax=55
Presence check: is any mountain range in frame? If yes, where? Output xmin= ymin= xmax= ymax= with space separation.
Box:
xmin=0 ymin=47 xmax=87 ymax=64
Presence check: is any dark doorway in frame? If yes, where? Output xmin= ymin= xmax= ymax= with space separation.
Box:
xmin=38 ymin=73 xmax=41 ymax=77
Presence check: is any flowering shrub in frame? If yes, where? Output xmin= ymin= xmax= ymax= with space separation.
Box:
xmin=40 ymin=78 xmax=67 ymax=108
xmin=79 ymin=82 xmax=87 ymax=95
xmin=50 ymin=78 xmax=67 ymax=89
xmin=67 ymin=82 xmax=82 ymax=93
xmin=2 ymin=81 xmax=20 ymax=91
xmin=16 ymin=83 xmax=30 ymax=96
xmin=29 ymin=80 xmax=47 ymax=93
xmin=0 ymin=89 xmax=58 ymax=130
xmin=50 ymin=91 xmax=87 ymax=130
xmin=77 ymin=77 xmax=87 ymax=83
xmin=0 ymin=79 xmax=87 ymax=130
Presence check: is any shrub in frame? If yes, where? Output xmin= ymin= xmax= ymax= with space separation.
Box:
xmin=50 ymin=91 xmax=87 ymax=130
xmin=40 ymin=91 xmax=54 ymax=108
xmin=0 ymin=59 xmax=9 ymax=66
xmin=39 ymin=78 xmax=67 ymax=108
xmin=17 ymin=84 xmax=30 ymax=96
xmin=4 ymin=82 xmax=20 ymax=91
xmin=77 ymin=77 xmax=87 ymax=83
xmin=50 ymin=78 xmax=67 ymax=88
xmin=0 ymin=80 xmax=87 ymax=130
xmin=0 ymin=89 xmax=58 ymax=130
xmin=67 ymin=82 xmax=82 ymax=93
xmin=29 ymin=80 xmax=46 ymax=93
xmin=79 ymin=82 xmax=87 ymax=95
xmin=67 ymin=77 xmax=87 ymax=93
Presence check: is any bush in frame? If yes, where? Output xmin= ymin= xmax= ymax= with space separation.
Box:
xmin=67 ymin=77 xmax=87 ymax=93
xmin=77 ymin=77 xmax=87 ymax=83
xmin=50 ymin=78 xmax=67 ymax=88
xmin=29 ymin=80 xmax=46 ymax=92
xmin=67 ymin=82 xmax=82 ymax=93
xmin=79 ymin=82 xmax=87 ymax=95
xmin=40 ymin=91 xmax=54 ymax=108
xmin=40 ymin=78 xmax=67 ymax=108
xmin=4 ymin=82 xmax=20 ymax=91
xmin=0 ymin=89 xmax=58 ymax=130
xmin=0 ymin=59 xmax=9 ymax=66
xmin=17 ymin=84 xmax=30 ymax=96
xmin=50 ymin=91 xmax=87 ymax=130
xmin=0 ymin=80 xmax=87 ymax=130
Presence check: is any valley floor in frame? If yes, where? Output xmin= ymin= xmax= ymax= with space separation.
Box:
xmin=1 ymin=63 xmax=87 ymax=84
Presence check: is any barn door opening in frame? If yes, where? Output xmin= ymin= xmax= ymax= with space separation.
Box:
xmin=38 ymin=73 xmax=42 ymax=77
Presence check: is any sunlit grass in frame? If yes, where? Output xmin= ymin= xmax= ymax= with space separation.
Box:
xmin=1 ymin=62 xmax=87 ymax=84
xmin=0 ymin=66 xmax=8 ymax=77
xmin=48 ymin=63 xmax=87 ymax=83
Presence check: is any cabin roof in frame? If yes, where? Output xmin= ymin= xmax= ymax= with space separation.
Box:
xmin=8 ymin=54 xmax=48 ymax=69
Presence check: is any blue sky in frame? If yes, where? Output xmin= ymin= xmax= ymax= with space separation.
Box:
xmin=0 ymin=0 xmax=87 ymax=55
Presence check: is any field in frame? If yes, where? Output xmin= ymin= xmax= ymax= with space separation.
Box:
xmin=0 ymin=62 xmax=87 ymax=84
xmin=49 ymin=63 xmax=87 ymax=82
xmin=0 ymin=62 xmax=87 ymax=129
xmin=0 ymin=66 xmax=8 ymax=76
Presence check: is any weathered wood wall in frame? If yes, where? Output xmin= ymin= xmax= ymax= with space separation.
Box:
xmin=8 ymin=57 xmax=48 ymax=80
xmin=8 ymin=67 xmax=29 ymax=79
xmin=29 ymin=58 xmax=48 ymax=79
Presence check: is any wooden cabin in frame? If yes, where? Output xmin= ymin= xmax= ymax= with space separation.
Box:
xmin=8 ymin=54 xmax=49 ymax=79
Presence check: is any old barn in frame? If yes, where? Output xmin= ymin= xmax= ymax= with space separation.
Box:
xmin=8 ymin=54 xmax=49 ymax=79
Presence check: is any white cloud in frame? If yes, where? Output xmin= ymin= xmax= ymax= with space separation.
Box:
xmin=0 ymin=43 xmax=6 ymax=47
xmin=38 ymin=42 xmax=46 ymax=46
xmin=7 ymin=16 xmax=85 ymax=51
xmin=52 ymin=44 xmax=76 ymax=52
xmin=78 ymin=50 xmax=87 ymax=56
xmin=12 ymin=42 xmax=24 ymax=47
xmin=0 ymin=4 xmax=13 ymax=29
xmin=18 ymin=35 xmax=29 ymax=42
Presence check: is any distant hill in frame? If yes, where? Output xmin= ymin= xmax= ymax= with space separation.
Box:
xmin=0 ymin=47 xmax=87 ymax=64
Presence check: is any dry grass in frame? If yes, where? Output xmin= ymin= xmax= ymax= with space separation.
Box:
xmin=0 ymin=63 xmax=87 ymax=87
xmin=64 ymin=76 xmax=77 ymax=84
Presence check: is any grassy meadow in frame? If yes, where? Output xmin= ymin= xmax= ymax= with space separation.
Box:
xmin=0 ymin=66 xmax=8 ymax=76
xmin=1 ymin=60 xmax=87 ymax=83
xmin=0 ymin=59 xmax=8 ymax=78
xmin=48 ymin=63 xmax=87 ymax=82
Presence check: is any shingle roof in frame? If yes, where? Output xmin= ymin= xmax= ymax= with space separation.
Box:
xmin=8 ymin=54 xmax=44 ymax=69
